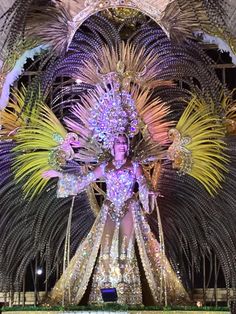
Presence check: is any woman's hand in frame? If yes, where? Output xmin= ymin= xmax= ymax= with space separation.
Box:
xmin=42 ymin=170 xmax=63 ymax=179
xmin=149 ymin=191 xmax=164 ymax=198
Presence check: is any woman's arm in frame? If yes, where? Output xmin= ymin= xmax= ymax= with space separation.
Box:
xmin=42 ymin=170 xmax=63 ymax=179
xmin=42 ymin=164 xmax=104 ymax=198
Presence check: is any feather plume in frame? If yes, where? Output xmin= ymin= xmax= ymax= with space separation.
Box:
xmin=133 ymin=87 xmax=173 ymax=146
xmin=0 ymin=86 xmax=39 ymax=138
xmin=169 ymin=94 xmax=228 ymax=195
xmin=73 ymin=41 xmax=174 ymax=89
xmin=13 ymin=102 xmax=68 ymax=198
xmin=0 ymin=141 xmax=94 ymax=290
xmin=0 ymin=44 xmax=48 ymax=110
xmin=26 ymin=4 xmax=74 ymax=55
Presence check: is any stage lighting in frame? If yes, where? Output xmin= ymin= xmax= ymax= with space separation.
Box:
xmin=36 ymin=268 xmax=43 ymax=275
xmin=100 ymin=288 xmax=118 ymax=302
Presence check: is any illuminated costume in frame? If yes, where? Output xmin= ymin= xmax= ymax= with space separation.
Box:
xmin=51 ymin=161 xmax=188 ymax=305
xmin=1 ymin=1 xmax=236 ymax=309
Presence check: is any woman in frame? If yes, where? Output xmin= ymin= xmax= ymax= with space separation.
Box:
xmin=43 ymin=134 xmax=189 ymax=305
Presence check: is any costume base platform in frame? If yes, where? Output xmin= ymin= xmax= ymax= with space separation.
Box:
xmin=1 ymin=310 xmax=230 ymax=314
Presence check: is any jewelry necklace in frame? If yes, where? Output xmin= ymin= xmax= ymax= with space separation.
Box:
xmin=112 ymin=159 xmax=126 ymax=169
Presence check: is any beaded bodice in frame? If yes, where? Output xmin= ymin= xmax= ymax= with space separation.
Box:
xmin=57 ymin=161 xmax=149 ymax=214
xmin=105 ymin=167 xmax=136 ymax=209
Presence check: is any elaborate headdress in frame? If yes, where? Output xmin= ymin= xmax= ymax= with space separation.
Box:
xmin=88 ymin=85 xmax=139 ymax=150
xmin=62 ymin=41 xmax=174 ymax=162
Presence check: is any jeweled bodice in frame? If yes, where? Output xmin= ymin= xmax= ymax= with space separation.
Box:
xmin=105 ymin=167 xmax=136 ymax=208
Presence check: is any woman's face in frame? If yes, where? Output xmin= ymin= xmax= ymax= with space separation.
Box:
xmin=113 ymin=135 xmax=128 ymax=157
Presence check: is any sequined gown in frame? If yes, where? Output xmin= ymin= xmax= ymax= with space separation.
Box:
xmin=51 ymin=162 xmax=189 ymax=305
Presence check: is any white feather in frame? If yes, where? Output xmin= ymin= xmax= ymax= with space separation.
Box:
xmin=0 ymin=45 xmax=48 ymax=110
xmin=194 ymin=31 xmax=236 ymax=65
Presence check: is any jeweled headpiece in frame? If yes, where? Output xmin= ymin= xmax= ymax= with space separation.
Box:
xmin=88 ymin=87 xmax=139 ymax=149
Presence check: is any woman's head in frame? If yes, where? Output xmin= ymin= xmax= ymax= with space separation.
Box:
xmin=112 ymin=134 xmax=129 ymax=158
